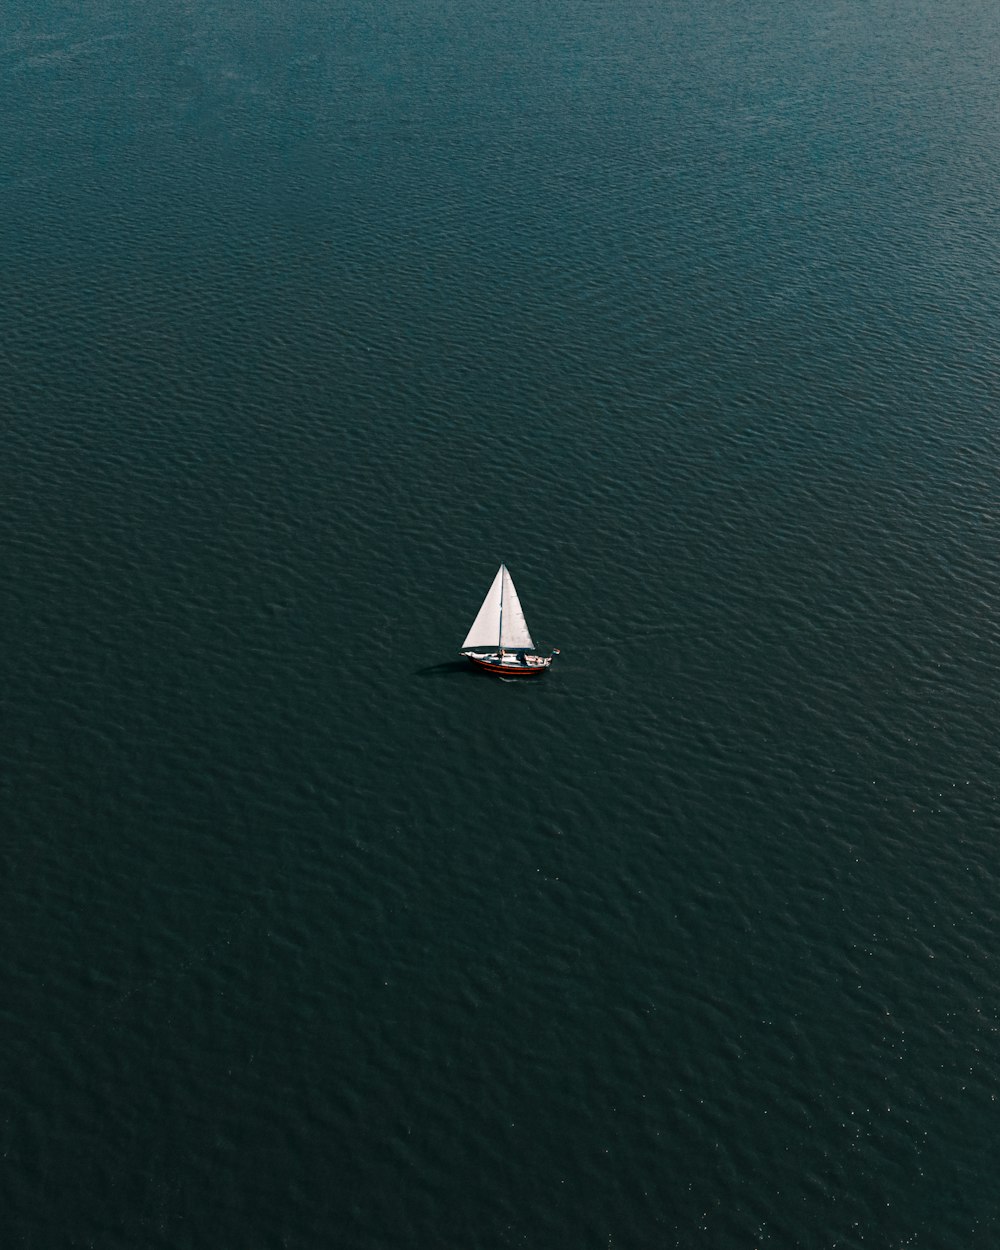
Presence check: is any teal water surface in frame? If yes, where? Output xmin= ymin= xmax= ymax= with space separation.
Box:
xmin=3 ymin=0 xmax=1000 ymax=1246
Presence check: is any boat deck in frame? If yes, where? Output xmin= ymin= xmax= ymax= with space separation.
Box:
xmin=461 ymin=650 xmax=553 ymax=675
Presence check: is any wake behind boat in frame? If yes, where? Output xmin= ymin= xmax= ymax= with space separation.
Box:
xmin=460 ymin=564 xmax=560 ymax=677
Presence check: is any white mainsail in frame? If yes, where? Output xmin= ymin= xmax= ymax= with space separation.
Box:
xmin=498 ymin=565 xmax=534 ymax=648
xmin=461 ymin=565 xmax=535 ymax=651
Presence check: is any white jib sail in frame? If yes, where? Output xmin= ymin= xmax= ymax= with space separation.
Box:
xmin=462 ymin=565 xmax=535 ymax=650
xmin=462 ymin=567 xmax=504 ymax=649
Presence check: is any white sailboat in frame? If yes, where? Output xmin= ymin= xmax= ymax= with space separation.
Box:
xmin=460 ymin=565 xmax=559 ymax=676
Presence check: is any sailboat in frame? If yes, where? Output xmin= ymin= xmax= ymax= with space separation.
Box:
xmin=460 ymin=564 xmax=560 ymax=676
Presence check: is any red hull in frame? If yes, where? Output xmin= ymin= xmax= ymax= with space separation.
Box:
xmin=466 ymin=655 xmax=552 ymax=677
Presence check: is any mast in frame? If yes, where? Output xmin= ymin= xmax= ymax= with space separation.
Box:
xmin=498 ymin=563 xmax=504 ymax=650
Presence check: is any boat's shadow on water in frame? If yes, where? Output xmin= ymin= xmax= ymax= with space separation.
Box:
xmin=414 ymin=660 xmax=482 ymax=678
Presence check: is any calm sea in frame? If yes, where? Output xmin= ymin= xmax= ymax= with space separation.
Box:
xmin=3 ymin=0 xmax=1000 ymax=1245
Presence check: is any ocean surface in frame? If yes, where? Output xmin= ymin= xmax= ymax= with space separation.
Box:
xmin=3 ymin=0 xmax=1000 ymax=1245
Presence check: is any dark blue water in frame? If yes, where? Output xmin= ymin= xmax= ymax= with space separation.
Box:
xmin=4 ymin=1 xmax=1000 ymax=1245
